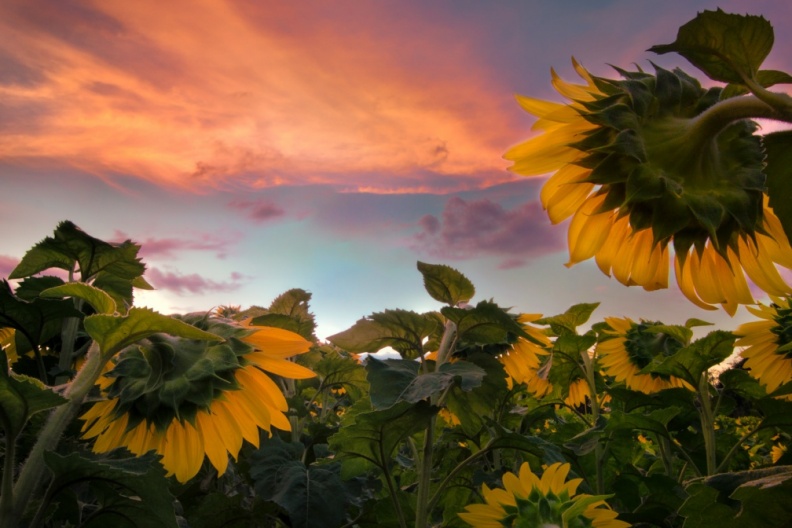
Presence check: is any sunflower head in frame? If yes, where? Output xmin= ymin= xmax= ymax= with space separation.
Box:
xmin=81 ymin=313 xmax=315 ymax=482
xmin=576 ymin=65 xmax=765 ymax=257
xmin=735 ymin=297 xmax=792 ymax=396
xmin=597 ymin=317 xmax=691 ymax=394
xmin=459 ymin=462 xmax=628 ymax=528
xmin=506 ymin=60 xmax=791 ymax=312
xmin=102 ymin=314 xmax=263 ymax=432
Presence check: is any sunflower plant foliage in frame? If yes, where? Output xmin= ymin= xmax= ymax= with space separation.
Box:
xmin=3 ymin=8 xmax=792 ymax=528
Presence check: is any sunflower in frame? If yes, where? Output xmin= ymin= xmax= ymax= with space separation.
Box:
xmin=80 ymin=315 xmax=315 ymax=482
xmin=597 ymin=317 xmax=691 ymax=394
xmin=505 ymin=59 xmax=792 ymax=314
xmin=734 ymin=297 xmax=792 ymax=397
xmin=459 ymin=461 xmax=629 ymax=527
xmin=498 ymin=314 xmax=553 ymax=392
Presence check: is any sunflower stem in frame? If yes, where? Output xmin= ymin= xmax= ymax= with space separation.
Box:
xmin=686 ymin=94 xmax=791 ymax=144
xmin=579 ymin=349 xmax=604 ymax=494
xmin=10 ymin=342 xmax=106 ymax=525
xmin=0 ymin=430 xmax=16 ymax=528
xmin=427 ymin=438 xmax=496 ymax=513
xmin=55 ymin=299 xmax=84 ymax=385
xmin=697 ymin=374 xmax=717 ymax=475
xmin=415 ymin=417 xmax=435 ymax=528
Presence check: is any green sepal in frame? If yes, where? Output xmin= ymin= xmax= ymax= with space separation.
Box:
xmin=416 ymin=261 xmax=475 ymax=306
xmin=40 ymin=282 xmax=117 ymax=315
xmin=84 ymin=307 xmax=222 ymax=358
xmin=649 ymin=9 xmax=774 ymax=84
xmin=764 ymin=131 xmax=792 ymax=244
xmin=625 ymin=165 xmax=667 ymax=205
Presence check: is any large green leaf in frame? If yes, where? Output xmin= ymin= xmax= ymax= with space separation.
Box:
xmin=249 ymin=288 xmax=317 ymax=341
xmin=648 ymin=330 xmax=735 ymax=386
xmin=327 ymin=309 xmax=438 ymax=359
xmin=248 ymin=437 xmax=348 ymax=528
xmin=536 ymin=303 xmax=600 ymax=336
xmin=680 ymin=467 xmax=792 ymax=527
xmin=764 ymin=131 xmax=792 ymax=244
xmin=0 ymin=279 xmax=83 ymax=354
xmin=365 ymin=357 xmax=485 ymax=409
xmin=416 ymin=261 xmax=475 ymax=306
xmin=312 ymin=349 xmax=369 ymax=400
xmin=442 ymin=300 xmax=526 ymax=346
xmin=0 ymin=350 xmax=67 ymax=437
xmin=444 ymin=352 xmax=508 ymax=436
xmin=649 ymin=9 xmax=774 ymax=84
xmin=9 ymin=221 xmax=147 ymax=283
xmin=605 ymin=407 xmax=681 ymax=440
xmin=84 ymin=307 xmax=222 ymax=358
xmin=40 ymin=282 xmax=117 ymax=315
xmin=328 ymin=400 xmax=437 ymax=470
xmin=43 ymin=450 xmax=178 ymax=528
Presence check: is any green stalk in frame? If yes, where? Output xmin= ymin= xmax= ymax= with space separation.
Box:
xmin=427 ymin=438 xmax=495 ymax=513
xmin=579 ymin=349 xmax=604 ymax=494
xmin=697 ymin=374 xmax=717 ymax=475
xmin=55 ymin=299 xmax=84 ymax=385
xmin=415 ymin=319 xmax=457 ymax=527
xmin=8 ymin=342 xmax=107 ymax=527
xmin=0 ymin=429 xmax=16 ymax=525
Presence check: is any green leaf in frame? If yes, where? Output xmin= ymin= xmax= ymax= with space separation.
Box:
xmin=43 ymin=450 xmax=178 ymax=528
xmin=442 ymin=300 xmax=526 ymax=346
xmin=9 ymin=221 xmax=147 ymax=283
xmin=365 ymin=357 xmax=485 ymax=409
xmin=722 ymin=69 xmax=792 ymax=98
xmin=764 ymin=131 xmax=792 ymax=244
xmin=416 ymin=261 xmax=475 ymax=306
xmin=311 ymin=349 xmax=369 ymax=400
xmin=445 ymin=353 xmax=508 ymax=436
xmin=0 ymin=279 xmax=83 ymax=355
xmin=270 ymin=463 xmax=347 ymax=528
xmin=327 ymin=310 xmax=437 ymax=360
xmin=40 ymin=282 xmax=117 ymax=315
xmin=250 ymin=288 xmax=317 ymax=341
xmin=536 ymin=303 xmax=599 ymax=336
xmin=84 ymin=307 xmax=222 ymax=358
xmin=649 ymin=9 xmax=774 ymax=84
xmin=328 ymin=399 xmax=437 ymax=470
xmin=605 ymin=407 xmax=681 ymax=439
xmin=680 ymin=467 xmax=792 ymax=528
xmin=648 ymin=330 xmax=735 ymax=386
xmin=366 ymin=357 xmax=420 ymax=409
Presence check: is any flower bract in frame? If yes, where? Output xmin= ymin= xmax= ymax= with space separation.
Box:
xmin=459 ymin=461 xmax=629 ymax=527
xmin=80 ymin=314 xmax=315 ymax=482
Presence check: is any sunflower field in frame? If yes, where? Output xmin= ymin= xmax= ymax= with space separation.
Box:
xmin=2 ymin=8 xmax=792 ymax=528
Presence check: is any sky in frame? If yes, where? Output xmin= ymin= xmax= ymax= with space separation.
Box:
xmin=2 ymin=0 xmax=791 ymax=341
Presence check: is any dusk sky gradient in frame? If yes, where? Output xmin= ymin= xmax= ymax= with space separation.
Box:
xmin=2 ymin=0 xmax=791 ymax=340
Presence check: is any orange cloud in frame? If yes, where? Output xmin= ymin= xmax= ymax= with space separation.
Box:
xmin=0 ymin=1 xmax=521 ymax=194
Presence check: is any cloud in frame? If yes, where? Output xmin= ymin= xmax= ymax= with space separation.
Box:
xmin=412 ymin=196 xmax=565 ymax=268
xmin=0 ymin=0 xmax=521 ymax=194
xmin=0 ymin=255 xmax=19 ymax=278
xmin=145 ymin=267 xmax=245 ymax=295
xmin=111 ymin=230 xmax=242 ymax=260
xmin=228 ymin=199 xmax=286 ymax=223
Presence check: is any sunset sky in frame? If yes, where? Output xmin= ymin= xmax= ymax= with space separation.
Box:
xmin=2 ymin=0 xmax=791 ymax=340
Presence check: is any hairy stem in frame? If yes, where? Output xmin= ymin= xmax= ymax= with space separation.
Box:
xmin=9 ymin=342 xmax=107 ymax=526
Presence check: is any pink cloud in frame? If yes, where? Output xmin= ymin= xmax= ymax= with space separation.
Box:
xmin=145 ymin=267 xmax=245 ymax=295
xmin=412 ymin=196 xmax=565 ymax=268
xmin=0 ymin=255 xmax=19 ymax=278
xmin=111 ymin=230 xmax=241 ymax=260
xmin=228 ymin=199 xmax=286 ymax=223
